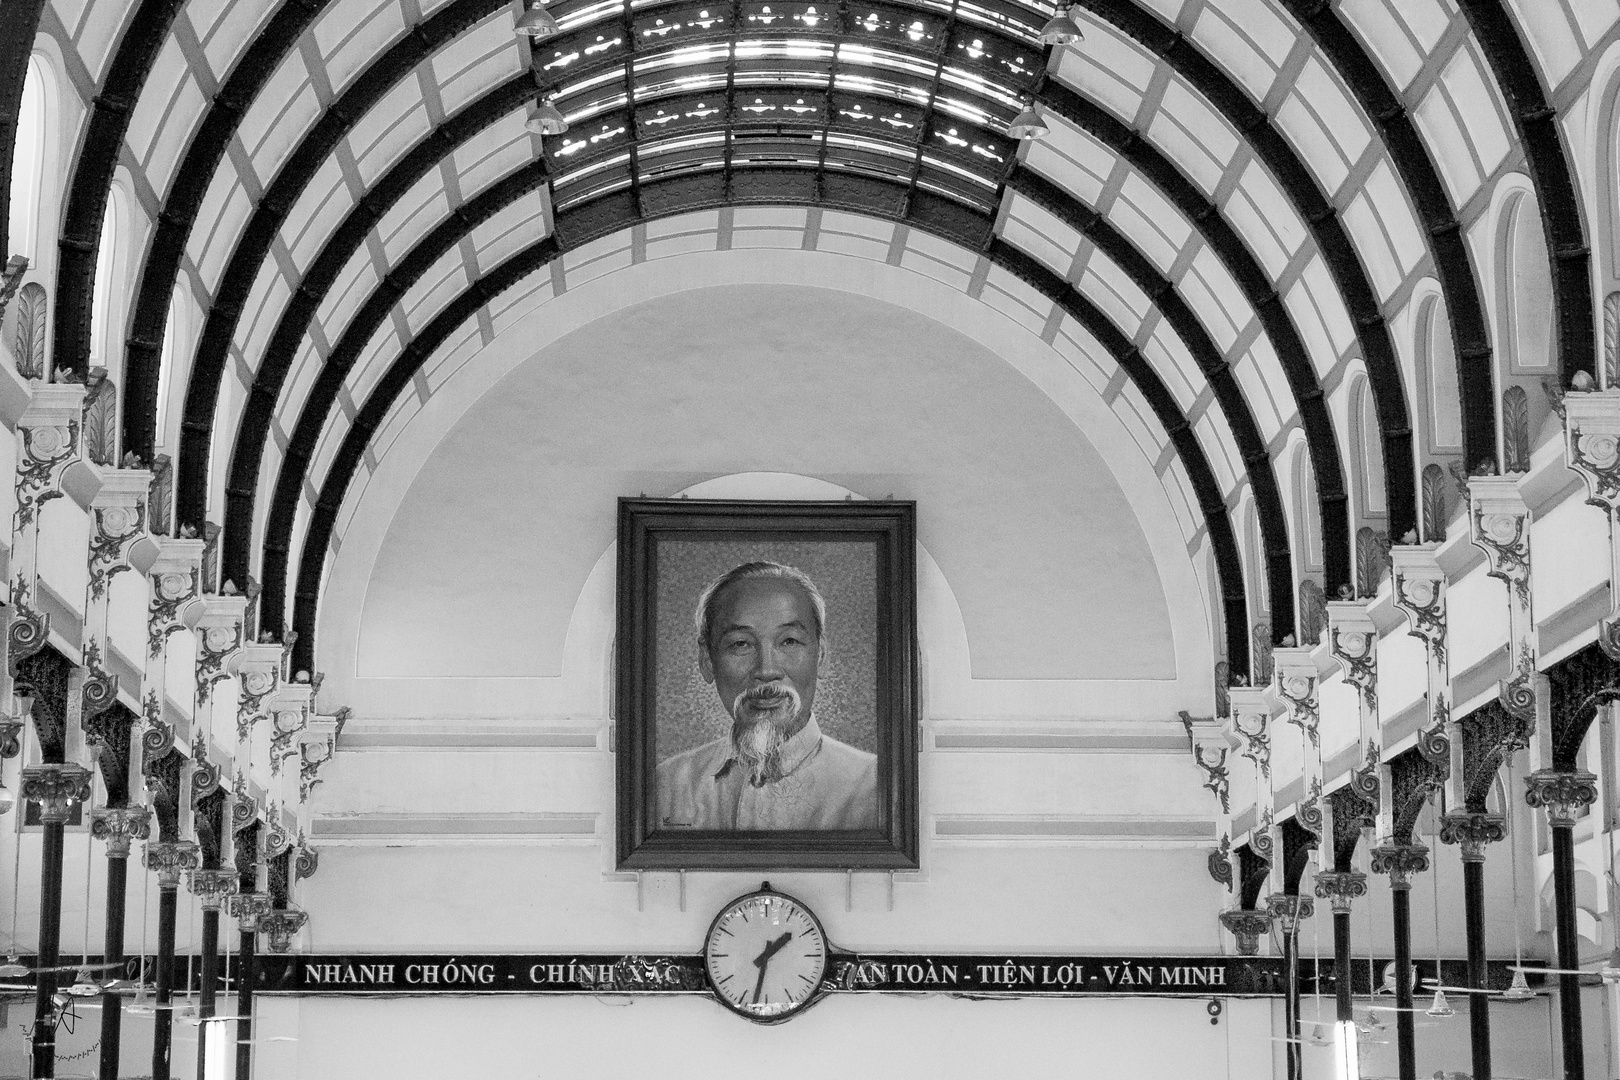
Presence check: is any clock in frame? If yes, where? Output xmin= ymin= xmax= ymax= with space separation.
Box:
xmin=703 ymin=883 xmax=829 ymax=1022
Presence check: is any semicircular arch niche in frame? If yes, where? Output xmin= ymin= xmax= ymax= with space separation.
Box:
xmin=334 ymin=283 xmax=1206 ymax=718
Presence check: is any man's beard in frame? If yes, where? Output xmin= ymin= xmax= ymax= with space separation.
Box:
xmin=730 ymin=683 xmax=802 ymax=787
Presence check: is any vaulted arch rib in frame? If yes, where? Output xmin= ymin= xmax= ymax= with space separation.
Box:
xmin=236 ymin=79 xmax=1302 ymax=653
xmin=0 ymin=0 xmax=49 ymax=261
xmin=278 ymin=183 xmax=1251 ymax=677
xmin=217 ymin=23 xmax=1343 ymax=621
xmin=50 ymin=0 xmax=186 ymax=378
xmin=1075 ymin=0 xmax=1416 ymax=544
xmin=120 ymin=0 xmax=334 ymax=463
xmin=1279 ymin=0 xmax=1497 ymax=475
xmin=1035 ymin=81 xmax=1349 ymax=596
xmin=218 ymin=72 xmax=534 ymax=591
xmin=1457 ymin=0 xmax=1594 ymax=388
xmin=169 ymin=0 xmax=514 ymax=533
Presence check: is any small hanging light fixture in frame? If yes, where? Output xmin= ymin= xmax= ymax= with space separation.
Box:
xmin=1036 ymin=4 xmax=1083 ymax=46
xmin=514 ymin=3 xmax=561 ymax=39
xmin=526 ymin=97 xmax=570 ymax=136
xmin=1007 ymin=99 xmax=1047 ymax=141
xmin=1424 ymin=988 xmax=1454 ymax=1017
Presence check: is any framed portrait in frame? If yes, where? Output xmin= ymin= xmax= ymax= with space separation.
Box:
xmin=615 ymin=498 xmax=919 ymax=870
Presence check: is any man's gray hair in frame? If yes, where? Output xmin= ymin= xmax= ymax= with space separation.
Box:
xmin=694 ymin=561 xmax=828 ymax=650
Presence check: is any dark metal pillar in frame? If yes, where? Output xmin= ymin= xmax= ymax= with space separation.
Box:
xmin=93 ymin=805 xmax=151 ymax=1080
xmin=144 ymin=840 xmax=198 ymax=1080
xmin=196 ymin=904 xmax=219 ymax=1076
xmin=236 ymin=920 xmax=256 ymax=1080
xmin=1526 ymin=769 xmax=1600 ymax=1080
xmin=21 ymin=764 xmax=91 ymax=1080
xmin=1372 ymin=842 xmax=1429 ymax=1080
xmin=1440 ymin=811 xmax=1507 ymax=1080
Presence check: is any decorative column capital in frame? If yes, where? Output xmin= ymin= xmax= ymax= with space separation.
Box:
xmin=91 ymin=805 xmax=152 ymax=857
xmin=1218 ymin=908 xmax=1275 ymax=956
xmin=20 ymin=763 xmax=92 ymax=823
xmin=1313 ymin=871 xmax=1368 ymax=914
xmin=142 ymin=840 xmax=201 ymax=888
xmin=1370 ymin=841 xmax=1430 ymax=889
xmin=228 ymin=891 xmax=273 ymax=931
xmin=258 ymin=907 xmax=309 ymax=953
xmin=1438 ymin=812 xmax=1507 ymax=862
xmin=1265 ymin=893 xmax=1315 ymax=934
xmin=1524 ymin=768 xmax=1599 ymax=827
xmin=187 ymin=868 xmax=241 ymax=910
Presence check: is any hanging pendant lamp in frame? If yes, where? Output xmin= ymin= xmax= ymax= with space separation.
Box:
xmin=526 ymin=99 xmax=569 ymax=136
xmin=1036 ymin=4 xmax=1083 ymax=46
xmin=1007 ymin=101 xmax=1047 ymax=140
xmin=515 ymin=4 xmax=561 ymax=40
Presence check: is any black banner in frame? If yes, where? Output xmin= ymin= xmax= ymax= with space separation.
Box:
xmin=12 ymin=954 xmax=1547 ymax=998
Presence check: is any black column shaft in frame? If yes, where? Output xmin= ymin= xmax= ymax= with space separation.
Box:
xmin=1393 ymin=885 xmax=1416 ymax=1080
xmin=31 ymin=819 xmax=65 ymax=1079
xmin=1334 ymin=910 xmax=1353 ymax=1022
xmin=1462 ymin=857 xmax=1491 ymax=1080
xmin=1282 ymin=928 xmax=1301 ymax=1080
xmin=152 ymin=884 xmax=178 ymax=1080
xmin=196 ymin=907 xmax=219 ymax=1078
xmin=1551 ymin=824 xmax=1586 ymax=1080
xmin=98 ymin=853 xmax=128 ymax=1080
xmin=237 ymin=926 xmax=256 ymax=1080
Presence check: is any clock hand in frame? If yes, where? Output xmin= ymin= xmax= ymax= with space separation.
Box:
xmin=750 ymin=932 xmax=795 ymax=1005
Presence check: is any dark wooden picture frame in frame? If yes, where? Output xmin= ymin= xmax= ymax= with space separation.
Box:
xmin=616 ymin=498 xmax=919 ymax=870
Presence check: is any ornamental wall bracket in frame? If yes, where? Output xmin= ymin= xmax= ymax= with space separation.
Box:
xmin=298 ymin=713 xmax=342 ymax=803
xmin=294 ymin=833 xmax=320 ymax=881
xmin=187 ymin=867 xmax=241 ymax=911
xmin=1524 ymin=769 xmax=1599 ymax=828
xmin=86 ymin=470 xmax=151 ymax=603
xmin=1438 ymin=812 xmax=1506 ymax=862
xmin=1562 ymin=391 xmax=1620 ymax=661
xmin=21 ymin=763 xmax=92 ymax=824
xmin=1218 ymin=908 xmax=1275 ymax=957
xmin=259 ymin=907 xmax=309 ymax=954
xmin=1369 ymin=841 xmax=1430 ymax=890
xmin=1328 ymin=601 xmax=1379 ymax=716
xmin=146 ymin=558 xmax=202 ymax=660
xmin=78 ymin=639 xmax=119 ymax=727
xmin=1470 ymin=477 xmax=1538 ymax=715
xmin=142 ymin=840 xmax=201 ymax=889
xmin=231 ymin=772 xmax=260 ymax=833
xmin=1313 ymin=870 xmax=1368 ymax=914
xmin=91 ymin=804 xmax=152 ymax=858
xmin=193 ymin=597 xmax=246 ymax=709
xmin=140 ymin=689 xmax=174 ymax=761
xmin=267 ymin=684 xmax=314 ymax=776
xmin=1224 ymin=688 xmax=1276 ymax=781
xmin=1181 ymin=711 xmax=1230 ymax=814
xmin=14 ymin=390 xmax=84 ymax=530
xmin=1271 ymin=647 xmax=1320 ymax=749
xmin=262 ymin=814 xmax=294 ymax=861
xmin=0 ymin=713 xmax=22 ymax=759
xmin=8 ymin=578 xmax=49 ymax=676
xmin=1391 ymin=545 xmax=1453 ymax=765
xmin=1208 ymin=834 xmax=1233 ymax=891
xmin=190 ymin=729 xmax=222 ymax=803
xmin=1265 ymin=893 xmax=1314 ymax=935
xmin=230 ymin=644 xmax=282 ymax=744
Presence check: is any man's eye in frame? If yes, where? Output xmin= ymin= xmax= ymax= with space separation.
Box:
xmin=725 ymin=640 xmax=752 ymax=651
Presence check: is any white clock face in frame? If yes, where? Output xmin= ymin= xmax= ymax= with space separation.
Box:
xmin=704 ymin=888 xmax=828 ymax=1021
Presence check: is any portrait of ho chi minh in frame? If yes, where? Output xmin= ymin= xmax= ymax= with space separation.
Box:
xmin=656 ymin=561 xmax=879 ymax=831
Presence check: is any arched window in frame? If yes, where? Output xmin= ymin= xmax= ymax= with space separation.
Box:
xmin=1350 ymin=377 xmax=1386 ymax=518
xmin=90 ymin=190 xmax=122 ymax=366
xmin=1501 ymin=194 xmax=1554 ymax=370
xmin=157 ymin=286 xmax=184 ymax=447
xmin=6 ymin=56 xmax=46 ymax=261
xmin=1421 ymin=297 xmax=1462 ymax=450
xmin=1291 ymin=442 xmax=1322 ymax=576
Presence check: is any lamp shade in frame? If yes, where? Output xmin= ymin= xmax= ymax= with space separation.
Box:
xmin=515 ymin=5 xmax=561 ymax=38
xmin=1037 ymin=6 xmax=1083 ymax=45
xmin=1007 ymin=103 xmax=1048 ymax=140
xmin=526 ymin=101 xmax=569 ymax=135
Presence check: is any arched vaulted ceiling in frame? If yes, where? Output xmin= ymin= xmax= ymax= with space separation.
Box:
xmin=0 ymin=0 xmax=1596 ymax=680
